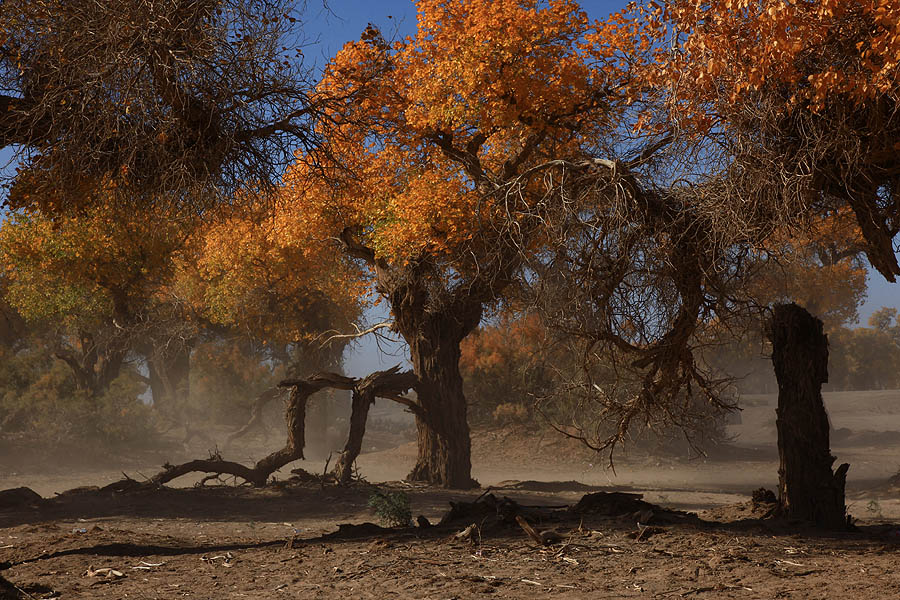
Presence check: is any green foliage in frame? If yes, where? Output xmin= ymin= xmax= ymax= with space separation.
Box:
xmin=0 ymin=344 xmax=155 ymax=446
xmin=367 ymin=489 xmax=412 ymax=528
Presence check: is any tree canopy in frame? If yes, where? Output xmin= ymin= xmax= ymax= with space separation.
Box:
xmin=0 ymin=0 xmax=321 ymax=209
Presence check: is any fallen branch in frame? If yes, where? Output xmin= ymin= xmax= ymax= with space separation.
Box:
xmin=117 ymin=368 xmax=419 ymax=490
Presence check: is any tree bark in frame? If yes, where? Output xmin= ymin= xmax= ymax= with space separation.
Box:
xmin=404 ymin=317 xmax=479 ymax=489
xmin=136 ymin=372 xmax=357 ymax=487
xmin=333 ymin=366 xmax=417 ymax=484
xmin=333 ymin=388 xmax=373 ymax=484
xmin=770 ymin=303 xmax=849 ymax=529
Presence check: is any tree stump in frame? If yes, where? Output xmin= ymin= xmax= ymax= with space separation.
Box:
xmin=770 ymin=303 xmax=849 ymax=529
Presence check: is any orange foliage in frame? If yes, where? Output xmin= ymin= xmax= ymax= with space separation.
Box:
xmin=285 ymin=0 xmax=642 ymax=267
xmin=0 ymin=201 xmax=184 ymax=324
xmin=184 ymin=202 xmax=365 ymax=345
xmin=746 ymin=209 xmax=868 ymax=329
xmin=646 ymin=0 xmax=900 ymax=120
xmin=459 ymin=313 xmax=557 ymax=423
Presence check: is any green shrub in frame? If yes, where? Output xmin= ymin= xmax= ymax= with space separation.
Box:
xmin=368 ymin=489 xmax=412 ymax=527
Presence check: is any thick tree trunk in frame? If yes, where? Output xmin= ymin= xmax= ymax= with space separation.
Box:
xmin=770 ymin=303 xmax=849 ymax=529
xmin=405 ymin=322 xmax=477 ymax=489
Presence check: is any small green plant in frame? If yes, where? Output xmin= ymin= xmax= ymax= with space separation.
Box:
xmin=368 ymin=489 xmax=412 ymax=527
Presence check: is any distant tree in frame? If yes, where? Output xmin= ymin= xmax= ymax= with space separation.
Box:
xmin=0 ymin=198 xmax=190 ymax=399
xmin=459 ymin=314 xmax=559 ymax=426
xmin=828 ymin=308 xmax=900 ymax=391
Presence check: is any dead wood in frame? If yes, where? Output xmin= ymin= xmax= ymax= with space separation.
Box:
xmin=515 ymin=515 xmax=544 ymax=545
xmin=115 ymin=369 xmax=418 ymax=489
xmin=570 ymin=491 xmax=697 ymax=525
xmin=333 ymin=366 xmax=418 ymax=484
xmin=0 ymin=487 xmax=43 ymax=510
xmin=770 ymin=303 xmax=850 ymax=529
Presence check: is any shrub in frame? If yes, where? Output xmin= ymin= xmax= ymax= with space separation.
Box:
xmin=492 ymin=402 xmax=529 ymax=425
xmin=368 ymin=489 xmax=412 ymax=527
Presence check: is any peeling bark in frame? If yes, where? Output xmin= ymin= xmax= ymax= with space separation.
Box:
xmin=402 ymin=314 xmax=480 ymax=489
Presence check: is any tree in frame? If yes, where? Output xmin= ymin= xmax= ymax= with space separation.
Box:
xmin=828 ymin=308 xmax=900 ymax=390
xmin=0 ymin=0 xmax=322 ymax=210
xmin=0 ymin=198 xmax=190 ymax=398
xmin=459 ymin=314 xmax=558 ymax=425
xmin=282 ymin=0 xmax=641 ymax=487
xmin=744 ymin=209 xmax=868 ymax=331
xmin=770 ymin=304 xmax=849 ymax=529
xmin=647 ymin=0 xmax=900 ymax=281
xmin=187 ymin=202 xmax=364 ymax=365
xmin=645 ymin=0 xmax=900 ymax=526
xmin=183 ymin=201 xmax=364 ymax=446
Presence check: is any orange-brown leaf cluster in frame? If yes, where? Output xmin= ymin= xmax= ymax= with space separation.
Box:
xmin=647 ymin=0 xmax=900 ymax=124
xmin=282 ymin=0 xmax=642 ymax=267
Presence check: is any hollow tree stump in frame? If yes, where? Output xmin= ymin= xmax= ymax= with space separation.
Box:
xmin=770 ymin=303 xmax=849 ymax=529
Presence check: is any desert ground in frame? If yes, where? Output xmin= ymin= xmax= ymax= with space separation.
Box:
xmin=2 ymin=390 xmax=900 ymax=599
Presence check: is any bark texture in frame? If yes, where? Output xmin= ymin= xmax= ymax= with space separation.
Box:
xmin=142 ymin=372 xmax=356 ymax=487
xmin=333 ymin=367 xmax=417 ymax=484
xmin=770 ymin=303 xmax=849 ymax=529
xmin=403 ymin=313 xmax=480 ymax=489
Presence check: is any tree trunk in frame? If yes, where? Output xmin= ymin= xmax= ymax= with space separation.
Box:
xmin=405 ymin=320 xmax=477 ymax=489
xmin=147 ymin=344 xmax=191 ymax=414
xmin=252 ymin=384 xmax=310 ymax=481
xmin=333 ymin=388 xmax=373 ymax=484
xmin=332 ymin=366 xmax=417 ymax=485
xmin=121 ymin=372 xmax=356 ymax=488
xmin=770 ymin=303 xmax=849 ymax=529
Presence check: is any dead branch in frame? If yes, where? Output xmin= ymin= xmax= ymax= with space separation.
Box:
xmin=333 ymin=366 xmax=419 ymax=484
xmin=124 ymin=368 xmax=418 ymax=489
xmin=316 ymin=321 xmax=395 ymax=348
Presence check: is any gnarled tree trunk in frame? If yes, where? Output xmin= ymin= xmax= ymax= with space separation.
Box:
xmin=333 ymin=388 xmax=373 ymax=484
xmin=770 ymin=303 xmax=849 ymax=529
xmin=403 ymin=316 xmax=479 ymax=489
xmin=333 ymin=367 xmax=417 ymax=484
xmin=145 ymin=372 xmax=357 ymax=487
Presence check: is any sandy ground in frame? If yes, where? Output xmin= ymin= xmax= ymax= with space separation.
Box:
xmin=2 ymin=390 xmax=900 ymax=598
